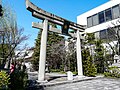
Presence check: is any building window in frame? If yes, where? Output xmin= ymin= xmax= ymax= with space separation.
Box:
xmin=92 ymin=14 xmax=98 ymax=26
xmin=98 ymin=11 xmax=105 ymax=24
xmin=112 ymin=5 xmax=120 ymax=19
xmin=87 ymin=4 xmax=120 ymax=28
xmin=87 ymin=16 xmax=93 ymax=28
xmin=107 ymin=28 xmax=116 ymax=40
xmin=105 ymin=8 xmax=112 ymax=21
xmin=100 ymin=29 xmax=107 ymax=39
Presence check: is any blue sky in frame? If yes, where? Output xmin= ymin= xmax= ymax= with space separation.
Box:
xmin=4 ymin=0 xmax=108 ymax=47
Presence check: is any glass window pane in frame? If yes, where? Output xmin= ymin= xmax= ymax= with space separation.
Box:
xmin=98 ymin=11 xmax=105 ymax=24
xmin=112 ymin=5 xmax=120 ymax=19
xmin=107 ymin=28 xmax=116 ymax=40
xmin=92 ymin=14 xmax=98 ymax=26
xmin=105 ymin=8 xmax=112 ymax=21
xmin=100 ymin=29 xmax=107 ymax=39
xmin=87 ymin=16 xmax=93 ymax=28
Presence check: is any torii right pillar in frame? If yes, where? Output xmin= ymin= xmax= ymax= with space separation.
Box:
xmin=76 ymin=30 xmax=83 ymax=77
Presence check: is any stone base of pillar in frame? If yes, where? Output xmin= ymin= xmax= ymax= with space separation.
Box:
xmin=37 ymin=80 xmax=48 ymax=84
xmin=75 ymin=75 xmax=86 ymax=79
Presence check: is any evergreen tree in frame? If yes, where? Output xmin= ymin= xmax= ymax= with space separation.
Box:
xmin=82 ymin=48 xmax=97 ymax=77
xmin=32 ymin=31 xmax=41 ymax=70
xmin=94 ymin=40 xmax=105 ymax=73
xmin=32 ymin=24 xmax=64 ymax=71
xmin=82 ymin=33 xmax=97 ymax=76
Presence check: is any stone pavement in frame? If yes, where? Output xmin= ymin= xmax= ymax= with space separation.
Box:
xmin=44 ymin=78 xmax=120 ymax=90
xmin=27 ymin=72 xmax=120 ymax=90
xmin=41 ymin=75 xmax=103 ymax=87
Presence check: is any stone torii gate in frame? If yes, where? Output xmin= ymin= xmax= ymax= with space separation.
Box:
xmin=26 ymin=0 xmax=85 ymax=81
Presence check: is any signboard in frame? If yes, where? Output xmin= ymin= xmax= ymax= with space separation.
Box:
xmin=62 ymin=20 xmax=70 ymax=35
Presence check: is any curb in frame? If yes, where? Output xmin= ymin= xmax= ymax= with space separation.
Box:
xmin=38 ymin=76 xmax=104 ymax=87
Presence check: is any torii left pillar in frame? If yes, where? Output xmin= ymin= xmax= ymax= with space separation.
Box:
xmin=76 ymin=30 xmax=83 ymax=77
xmin=38 ymin=19 xmax=48 ymax=81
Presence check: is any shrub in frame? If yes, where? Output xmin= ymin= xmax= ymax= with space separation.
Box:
xmin=104 ymin=66 xmax=120 ymax=78
xmin=83 ymin=55 xmax=97 ymax=77
xmin=51 ymin=69 xmax=61 ymax=72
xmin=9 ymin=70 xmax=28 ymax=89
xmin=0 ymin=70 xmax=10 ymax=89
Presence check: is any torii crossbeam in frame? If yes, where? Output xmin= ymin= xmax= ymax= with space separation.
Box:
xmin=25 ymin=0 xmax=85 ymax=81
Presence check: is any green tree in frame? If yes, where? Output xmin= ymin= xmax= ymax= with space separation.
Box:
xmin=94 ymin=40 xmax=105 ymax=73
xmin=32 ymin=31 xmax=41 ymax=70
xmin=32 ymin=23 xmax=64 ymax=71
xmin=82 ymin=33 xmax=97 ymax=76
xmin=82 ymin=48 xmax=97 ymax=76
xmin=84 ymin=33 xmax=107 ymax=74
xmin=0 ymin=2 xmax=28 ymax=68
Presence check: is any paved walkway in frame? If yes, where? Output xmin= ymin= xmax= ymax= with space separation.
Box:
xmin=44 ymin=78 xmax=120 ymax=90
xmin=27 ymin=72 xmax=120 ymax=90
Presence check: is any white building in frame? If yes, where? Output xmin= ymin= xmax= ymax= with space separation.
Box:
xmin=77 ymin=0 xmax=120 ymax=39
xmin=77 ymin=0 xmax=120 ymax=66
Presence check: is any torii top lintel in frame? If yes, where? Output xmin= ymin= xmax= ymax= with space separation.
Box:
xmin=26 ymin=0 xmax=85 ymax=32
